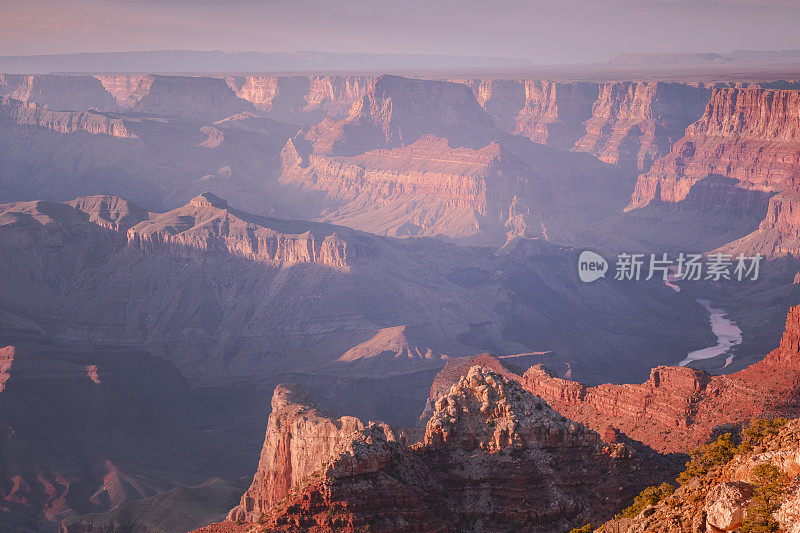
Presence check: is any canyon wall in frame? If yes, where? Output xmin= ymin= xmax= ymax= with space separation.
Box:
xmin=0 ymin=74 xmax=116 ymax=111
xmin=456 ymin=79 xmax=712 ymax=170
xmin=225 ymin=75 xmax=372 ymax=124
xmin=0 ymin=73 xmax=725 ymax=174
xmin=280 ymin=135 xmax=539 ymax=243
xmin=629 ymin=88 xmax=800 ymax=210
xmin=717 ymin=188 xmax=800 ymax=257
xmin=573 ymin=81 xmax=712 ymax=171
xmin=1 ymin=97 xmax=136 ymax=138
xmin=512 ymin=80 xmax=598 ymax=150
xmin=94 ymin=74 xmax=155 ymax=108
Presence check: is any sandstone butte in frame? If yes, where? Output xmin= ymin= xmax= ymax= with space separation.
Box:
xmin=196 ymin=367 xmax=673 ymax=533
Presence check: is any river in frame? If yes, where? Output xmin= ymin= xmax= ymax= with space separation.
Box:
xmin=664 ymin=269 xmax=743 ymax=367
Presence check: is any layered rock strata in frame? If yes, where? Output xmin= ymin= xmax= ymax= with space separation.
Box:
xmin=207 ymin=367 xmax=672 ymax=532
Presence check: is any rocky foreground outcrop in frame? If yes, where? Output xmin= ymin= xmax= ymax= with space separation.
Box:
xmin=201 ymin=367 xmax=673 ymax=532
xmin=523 ymin=305 xmax=800 ymax=453
xmin=599 ymin=418 xmax=800 ymax=533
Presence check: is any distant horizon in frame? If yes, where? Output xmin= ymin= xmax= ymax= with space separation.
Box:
xmin=3 ymin=47 xmax=800 ymax=64
xmin=4 ymin=0 xmax=800 ymax=65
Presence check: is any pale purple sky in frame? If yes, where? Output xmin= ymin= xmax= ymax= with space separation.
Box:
xmin=2 ymin=0 xmax=799 ymax=63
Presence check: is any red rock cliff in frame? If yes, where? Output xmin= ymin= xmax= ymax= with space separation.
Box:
xmin=574 ymin=81 xmax=711 ymax=171
xmin=629 ymin=88 xmax=800 ymax=210
xmin=202 ymin=367 xmax=673 ymax=533
xmin=226 ymin=384 xmax=394 ymax=523
xmin=523 ymin=305 xmax=800 ymax=453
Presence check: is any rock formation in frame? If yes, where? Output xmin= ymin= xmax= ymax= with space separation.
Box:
xmin=337 ymin=325 xmax=459 ymax=362
xmin=93 ymin=75 xmax=154 ymax=109
xmin=522 ymin=305 xmax=800 ymax=453
xmin=224 ymin=75 xmax=372 ymax=124
xmin=454 ymin=79 xmax=712 ymax=171
xmin=226 ymin=384 xmax=396 ymax=523
xmin=599 ymin=418 xmax=800 ymax=533
xmin=1 ymin=97 xmax=136 ymax=138
xmin=280 ymin=134 xmax=541 ymax=243
xmin=0 ymin=345 xmax=14 ymax=393
xmin=457 ymin=78 xmax=526 ymax=131
xmin=573 ymin=82 xmax=712 ymax=171
xmin=132 ymin=75 xmax=255 ymax=122
xmin=629 ymin=88 xmax=800 ymax=210
xmin=716 ymin=186 xmax=800 ymax=257
xmin=0 ymin=74 xmax=116 ymax=111
xmin=127 ymin=192 xmax=353 ymax=269
xmin=512 ymin=80 xmax=598 ymax=150
xmin=204 ymin=367 xmax=673 ymax=533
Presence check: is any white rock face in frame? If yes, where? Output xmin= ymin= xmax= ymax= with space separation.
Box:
xmin=704 ymin=481 xmax=753 ymax=531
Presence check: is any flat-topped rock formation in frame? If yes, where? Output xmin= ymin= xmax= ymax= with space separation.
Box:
xmin=0 ymin=74 xmax=116 ymax=111
xmin=280 ymin=134 xmax=540 ymax=243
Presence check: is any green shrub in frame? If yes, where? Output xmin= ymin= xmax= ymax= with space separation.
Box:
xmin=678 ymin=433 xmax=737 ymax=484
xmin=569 ymin=525 xmax=593 ymax=533
xmin=740 ymin=463 xmax=790 ymax=533
xmin=739 ymin=418 xmax=788 ymax=453
xmin=619 ymin=482 xmax=675 ymax=518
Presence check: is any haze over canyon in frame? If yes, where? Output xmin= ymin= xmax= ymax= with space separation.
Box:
xmin=1 ymin=51 xmax=800 ymax=533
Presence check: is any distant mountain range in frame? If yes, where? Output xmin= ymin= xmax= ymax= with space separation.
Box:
xmin=0 ymin=50 xmax=534 ymax=74
xmin=610 ymin=49 xmax=800 ymax=65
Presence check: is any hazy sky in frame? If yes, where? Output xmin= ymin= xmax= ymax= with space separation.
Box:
xmin=1 ymin=0 xmax=799 ymax=63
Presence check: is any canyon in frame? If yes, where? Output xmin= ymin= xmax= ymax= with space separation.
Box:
xmin=2 ymin=68 xmax=800 ymax=532
xmin=0 ymin=192 xmax=709 ymax=531
xmin=2 ymin=72 xmax=796 ymax=256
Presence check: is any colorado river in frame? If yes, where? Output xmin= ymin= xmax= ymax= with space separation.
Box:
xmin=678 ymin=298 xmax=743 ymax=367
xmin=664 ymin=268 xmax=743 ymax=367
